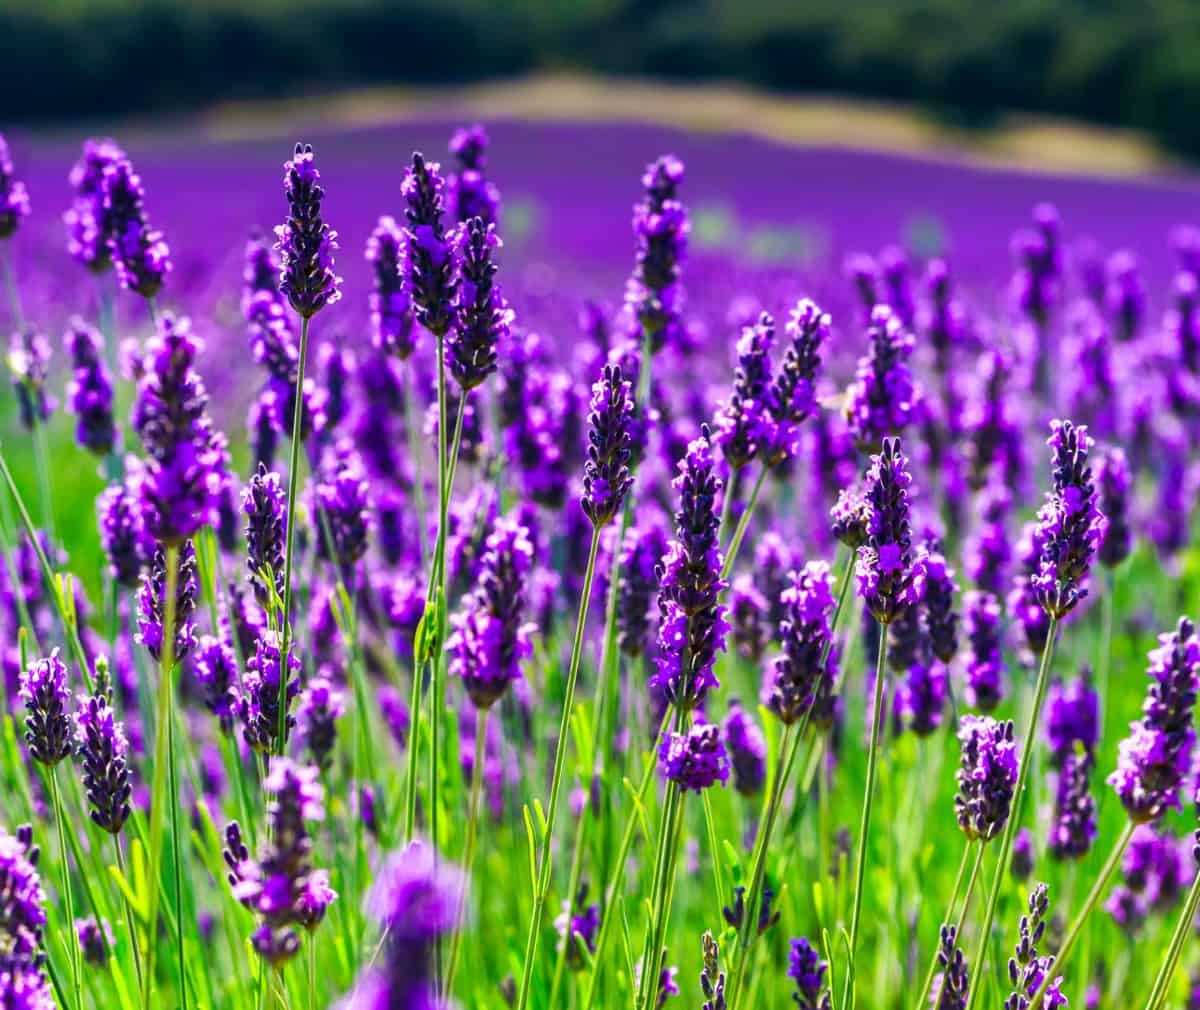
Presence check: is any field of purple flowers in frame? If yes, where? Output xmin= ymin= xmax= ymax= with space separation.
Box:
xmin=0 ymin=115 xmax=1198 ymax=1010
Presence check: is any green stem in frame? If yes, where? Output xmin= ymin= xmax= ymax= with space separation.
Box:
xmin=912 ymin=840 xmax=975 ymax=1010
xmin=1 ymin=243 xmax=25 ymax=329
xmin=276 ymin=313 xmax=311 ymax=754
xmin=1097 ymin=569 xmax=1115 ymax=745
xmin=720 ymin=465 xmax=769 ymax=578
xmin=964 ymin=616 xmax=1059 ymax=1010
xmin=115 ymin=837 xmax=145 ymax=997
xmin=403 ymin=362 xmax=429 ymax=568
xmin=515 ymin=527 xmax=603 ymax=1010
xmin=31 ymin=419 xmax=58 ymax=549
xmin=1028 ymin=820 xmax=1135 ymax=1010
xmin=842 ymin=620 xmax=890 ymax=1010
xmin=444 ymin=709 xmax=488 ymax=999
xmin=1143 ymin=845 xmax=1200 ymax=1010
xmin=308 ymin=935 xmax=317 ymax=1010
xmin=635 ymin=769 xmax=684 ymax=1010
xmin=547 ymin=766 xmax=592 ymax=1010
xmin=166 ymin=638 xmax=188 ymax=1010
xmin=49 ymin=766 xmax=82 ymax=1010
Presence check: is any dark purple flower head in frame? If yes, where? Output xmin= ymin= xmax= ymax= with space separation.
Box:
xmin=0 ymin=134 xmax=30 ymax=240
xmin=192 ymin=634 xmax=239 ymax=733
xmin=714 ymin=312 xmax=776 ymax=470
xmin=922 ymin=546 xmax=959 ymax=663
xmin=855 ymin=438 xmax=923 ymax=624
xmin=762 ymin=561 xmax=836 ymax=726
xmin=1109 ymin=617 xmax=1199 ymax=823
xmin=932 ymin=925 xmax=970 ymax=1010
xmin=1005 ymin=884 xmax=1066 ymax=1010
xmin=242 ymin=231 xmax=284 ymax=321
xmin=658 ymin=720 xmax=729 ymax=792
xmin=275 ymin=143 xmax=341 ymax=318
xmin=20 ymin=652 xmax=72 ymax=766
xmin=0 ymin=824 xmax=48 ymax=963
xmin=75 ymin=683 xmax=132 ymax=835
xmin=845 ymin=303 xmax=916 ymax=450
xmin=365 ymin=215 xmax=416 ymax=357
xmin=1044 ymin=668 xmax=1098 ymax=766
xmin=240 ymin=629 xmax=300 ymax=754
xmin=63 ymin=318 xmax=117 ymax=455
xmin=402 ymin=152 xmax=456 ymax=337
xmin=555 ymin=883 xmax=600 ymax=972
xmin=617 ymin=521 xmax=667 ymax=658
xmin=8 ymin=328 xmax=55 ymax=430
xmin=100 ymin=157 xmax=171 ymax=298
xmin=788 ymin=936 xmax=832 ymax=1010
xmin=318 ymin=341 xmax=355 ymax=431
xmin=1166 ymin=270 xmax=1200 ymax=373
xmin=921 ymin=258 xmax=966 ymax=372
xmin=296 ymin=676 xmax=345 ymax=772
xmin=878 ymin=244 xmax=916 ymax=328
xmin=448 ymin=517 xmax=534 ymax=709
xmin=1033 ymin=420 xmax=1103 ymax=619
xmin=729 ymin=575 xmax=768 ymax=662
xmin=97 ymin=482 xmax=149 ymax=589
xmin=1012 ymin=829 xmax=1035 ymax=882
xmin=242 ymin=465 xmax=286 ymax=609
xmin=897 ymin=661 xmax=948 ymax=737
xmin=845 ymin=253 xmax=879 ymax=319
xmin=1121 ymin=824 xmax=1188 ymax=910
xmin=1008 ymin=520 xmax=1052 ymax=656
xmin=1010 ymin=202 xmax=1062 ymax=328
xmin=651 ymin=428 xmax=728 ymax=711
xmin=722 ymin=699 xmax=766 ymax=797
xmin=700 ymin=931 xmax=725 ymax=1010
xmin=955 ymin=714 xmax=1018 ymax=842
xmin=447 ymin=123 xmax=500 ymax=225
xmin=314 ymin=449 xmax=371 ymax=577
xmin=963 ymin=590 xmax=1005 ymax=712
xmin=1094 ymin=447 xmax=1131 ymax=568
xmin=65 ymin=138 xmax=125 ymax=271
xmin=763 ymin=298 xmax=829 ymax=466
xmin=1047 ymin=750 xmax=1096 ymax=861
xmin=626 ymin=154 xmax=689 ymax=353
xmin=130 ymin=313 xmax=226 ymax=544
xmin=1104 ymin=249 xmax=1145 ymax=343
xmin=136 ymin=540 xmax=198 ymax=662
xmin=581 ymin=363 xmax=635 ymax=527
xmin=75 ymin=917 xmax=113 ymax=967
xmin=964 ymin=481 xmax=1012 ymax=595
xmin=447 ymin=217 xmax=512 ymax=390
xmin=830 ymin=481 xmax=872 ymax=550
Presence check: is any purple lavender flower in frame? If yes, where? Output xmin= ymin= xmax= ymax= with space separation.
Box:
xmin=275 ymin=143 xmax=340 ymax=318
xmin=581 ymin=363 xmax=635 ymax=527
xmin=762 ymin=561 xmax=836 ymax=726
xmin=626 ymin=154 xmax=689 ymax=353
xmin=897 ymin=661 xmax=948 ymax=737
xmin=845 ymin=253 xmax=879 ymax=320
xmin=964 ymin=482 xmax=1012 ymax=596
xmin=1033 ymin=420 xmax=1103 ymax=619
xmin=0 ymin=133 xmax=30 ymax=239
xmin=963 ymin=590 xmax=1005 ymax=712
xmin=1012 ymin=829 xmax=1035 ymax=882
xmin=75 ymin=681 xmax=132 ymax=834
xmin=1008 ymin=520 xmax=1052 ymax=655
xmin=753 ymin=532 xmax=795 ymax=633
xmin=130 ymin=313 xmax=227 ymax=544
xmin=879 ymin=245 xmax=916 ymax=328
xmin=20 ymin=652 xmax=72 ymax=766
xmin=1005 ymin=884 xmax=1066 ymax=1010
xmin=722 ymin=699 xmax=766 ymax=797
xmin=100 ymin=157 xmax=170 ymax=298
xmin=239 ymin=630 xmax=300 ymax=754
xmin=763 ymin=298 xmax=829 ymax=466
xmin=366 ymin=215 xmax=415 ymax=358
xmin=318 ymin=341 xmax=354 ymax=432
xmin=729 ymin=575 xmax=768 ymax=662
xmin=1010 ymin=202 xmax=1062 ymax=329
xmin=314 ymin=449 xmax=371 ymax=577
xmin=922 ymin=546 xmax=959 ymax=663
xmin=1104 ymin=249 xmax=1145 ymax=343
xmin=1109 ymin=617 xmax=1199 ymax=823
xmin=75 ymin=917 xmax=113 ymax=967
xmin=0 ymin=825 xmax=49 ymax=992
xmin=714 ymin=313 xmax=775 ymax=471
xmin=63 ymin=318 xmax=116 ymax=455
xmin=855 ymin=438 xmax=923 ymax=625
xmin=1045 ymin=669 xmax=1098 ymax=767
xmin=787 ymin=936 xmax=832 ymax=1010
xmin=225 ymin=758 xmax=334 ymax=965
xmin=97 ymin=483 xmax=148 ymax=589
xmin=955 ymin=715 xmax=1018 ymax=842
xmin=192 ymin=634 xmax=239 ymax=733
xmin=296 ymin=676 xmax=345 ymax=772
xmin=921 ymin=258 xmax=966 ymax=375
xmin=658 ymin=720 xmax=729 ymax=792
xmin=932 ymin=925 xmax=970 ymax=1010
xmin=447 ymin=124 xmax=500 ymax=225
xmin=650 ymin=428 xmax=728 ymax=711
xmin=8 ymin=328 xmax=54 ymax=430
xmin=963 ymin=349 xmax=1025 ymax=491
xmin=1047 ymin=751 xmax=1096 ymax=861
xmin=242 ymin=465 xmax=286 ymax=608
xmin=1167 ymin=271 xmax=1200 ymax=373
xmin=447 ymin=216 xmax=512 ymax=390
xmin=448 ymin=517 xmax=534 ymax=709
xmin=249 ymin=391 xmax=280 ymax=472
xmin=555 ymin=883 xmax=600 ymax=971
xmin=831 ymin=481 xmax=872 ymax=550
xmin=402 ymin=152 xmax=456 ymax=337
xmin=844 ymin=304 xmax=916 ymax=450
xmin=1121 ymin=824 xmax=1188 ymax=912
xmin=1094 ymin=447 xmax=1131 ymax=568
xmin=617 ymin=521 xmax=667 ymax=658
xmin=135 ymin=540 xmax=198 ymax=662
xmin=65 ymin=138 xmax=125 ymax=271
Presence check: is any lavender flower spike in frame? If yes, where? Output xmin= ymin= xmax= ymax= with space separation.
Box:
xmin=275 ymin=143 xmax=340 ymax=318
xmin=448 ymin=123 xmax=500 ymax=225
xmin=97 ymin=482 xmax=148 ymax=589
xmin=136 ymin=540 xmax=198 ymax=662
xmin=932 ymin=925 xmax=970 ymax=1010
xmin=1108 ymin=617 xmax=1199 ymax=823
xmin=627 ymin=154 xmax=689 ymax=353
xmin=580 ymin=363 xmax=635 ymax=528
xmin=402 ymin=152 xmax=456 ymax=336
xmin=447 ymin=216 xmax=512 ymax=390
xmin=764 ymin=298 xmax=829 ymax=466
xmin=1005 ymin=884 xmax=1066 ymax=1010
xmin=240 ymin=630 xmax=301 ymax=754
xmin=1094 ymin=447 xmax=1131 ymax=568
xmin=296 ymin=676 xmax=345 ymax=772
xmin=242 ymin=464 xmax=286 ymax=609
xmin=855 ymin=437 xmax=923 ymax=625
xmin=100 ymin=156 xmax=171 ymax=298
xmin=8 ymin=328 xmax=55 ymax=430
xmin=788 ymin=936 xmax=832 ymax=1010
xmin=65 ymin=138 xmax=125 ymax=271
xmin=722 ymin=699 xmax=767 ymax=797
xmin=0 ymin=824 xmax=51 ymax=997
xmin=658 ymin=720 xmax=730 ymax=792
xmin=192 ymin=634 xmax=239 ymax=733
xmin=955 ymin=715 xmax=1018 ymax=842
xmin=75 ymin=677 xmax=133 ymax=834
xmin=845 ymin=303 xmax=916 ymax=450
xmin=20 ymin=651 xmax=73 ymax=766
xmin=365 ymin=215 xmax=415 ymax=357
xmin=761 ymin=560 xmax=837 ymax=725
xmin=714 ymin=312 xmax=775 ymax=471
xmin=0 ymin=133 xmax=30 ymax=239
xmin=64 ymin=318 xmax=117 ymax=456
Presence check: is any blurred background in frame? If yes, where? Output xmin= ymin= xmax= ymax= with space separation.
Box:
xmin=3 ymin=0 xmax=1199 ymax=159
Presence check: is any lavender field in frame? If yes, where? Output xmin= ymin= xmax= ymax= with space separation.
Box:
xmin=0 ymin=115 xmax=1198 ymax=1010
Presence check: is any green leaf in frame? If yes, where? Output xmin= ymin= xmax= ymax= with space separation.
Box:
xmin=522 ymin=806 xmax=539 ymax=893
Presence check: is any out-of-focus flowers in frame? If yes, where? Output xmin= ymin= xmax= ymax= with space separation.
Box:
xmin=63 ymin=319 xmax=117 ymax=455
xmin=447 ymin=123 xmax=500 ymax=225
xmin=65 ymin=138 xmax=125 ymax=271
xmin=365 ymin=215 xmax=415 ymax=358
xmin=722 ymin=699 xmax=766 ymax=797
xmin=626 ymin=154 xmax=689 ymax=353
xmin=101 ymin=156 xmax=171 ymax=298
xmin=0 ymin=133 xmax=30 ymax=239
xmin=9 ymin=328 xmax=54 ymax=430
xmin=845 ymin=304 xmax=916 ymax=450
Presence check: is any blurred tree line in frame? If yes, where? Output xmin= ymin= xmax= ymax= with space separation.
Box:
xmin=2 ymin=0 xmax=1198 ymax=156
